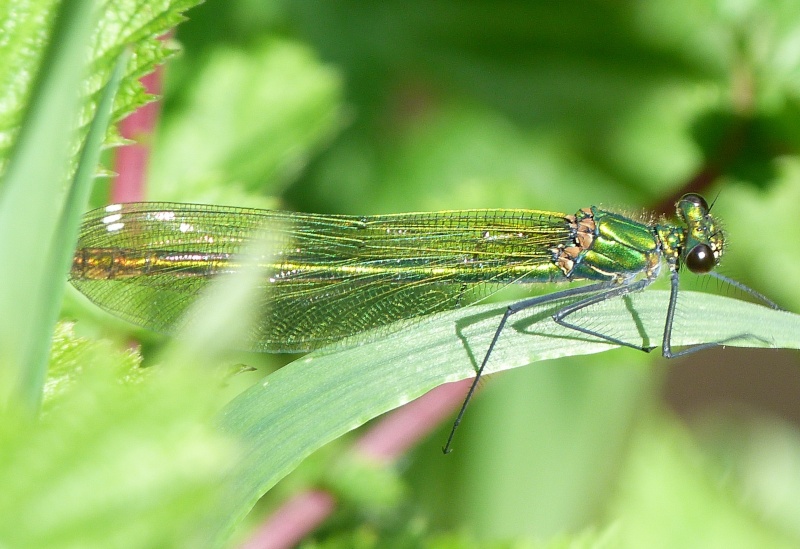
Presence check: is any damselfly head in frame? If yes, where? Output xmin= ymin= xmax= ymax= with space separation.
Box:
xmin=676 ymin=193 xmax=725 ymax=274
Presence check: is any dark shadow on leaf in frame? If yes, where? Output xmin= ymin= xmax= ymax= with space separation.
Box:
xmin=453 ymin=305 xmax=509 ymax=374
xmin=623 ymin=294 xmax=651 ymax=349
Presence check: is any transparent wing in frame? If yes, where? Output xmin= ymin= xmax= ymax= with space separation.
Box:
xmin=70 ymin=202 xmax=571 ymax=352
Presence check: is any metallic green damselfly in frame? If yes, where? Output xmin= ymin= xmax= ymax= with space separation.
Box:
xmin=70 ymin=194 xmax=779 ymax=452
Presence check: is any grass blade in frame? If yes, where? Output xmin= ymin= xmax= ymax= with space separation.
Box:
xmin=213 ymin=290 xmax=800 ymax=541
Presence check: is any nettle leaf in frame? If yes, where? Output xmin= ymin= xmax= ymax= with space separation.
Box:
xmin=0 ymin=324 xmax=237 ymax=549
xmin=148 ymin=39 xmax=345 ymax=203
xmin=0 ymin=0 xmax=204 ymax=175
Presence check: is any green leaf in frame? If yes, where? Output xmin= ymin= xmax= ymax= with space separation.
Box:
xmin=0 ymin=0 xmax=98 ymax=410
xmin=13 ymin=48 xmax=132 ymax=411
xmin=690 ymin=109 xmax=800 ymax=190
xmin=214 ymin=290 xmax=800 ymax=541
xmin=0 ymin=0 xmax=202 ymax=174
xmin=0 ymin=0 xmax=207 ymax=411
xmin=0 ymin=324 xmax=237 ymax=549
xmin=42 ymin=323 xmax=143 ymax=408
xmin=148 ymin=39 xmax=345 ymax=204
xmin=284 ymin=0 xmax=705 ymax=127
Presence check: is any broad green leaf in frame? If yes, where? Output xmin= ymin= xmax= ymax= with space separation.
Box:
xmin=214 ymin=290 xmax=800 ymax=541
xmin=284 ymin=0 xmax=704 ymax=127
xmin=149 ymin=39 xmax=344 ymax=204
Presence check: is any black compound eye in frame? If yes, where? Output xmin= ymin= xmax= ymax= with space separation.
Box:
xmin=680 ymin=193 xmax=708 ymax=211
xmin=685 ymin=243 xmax=715 ymax=273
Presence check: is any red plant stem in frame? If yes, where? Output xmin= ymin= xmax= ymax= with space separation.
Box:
xmin=110 ymin=38 xmax=169 ymax=203
xmin=237 ymin=490 xmax=336 ymax=549
xmin=355 ymin=378 xmax=474 ymax=462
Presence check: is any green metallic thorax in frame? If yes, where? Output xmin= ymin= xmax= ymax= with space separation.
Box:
xmin=557 ymin=207 xmax=662 ymax=283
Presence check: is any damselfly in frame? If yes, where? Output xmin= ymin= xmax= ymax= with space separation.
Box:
xmin=70 ymin=194 xmax=779 ymax=451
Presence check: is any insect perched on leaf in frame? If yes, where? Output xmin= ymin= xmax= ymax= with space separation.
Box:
xmin=70 ymin=194 xmax=780 ymax=452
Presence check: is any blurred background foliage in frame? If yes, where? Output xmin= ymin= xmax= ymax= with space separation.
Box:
xmin=71 ymin=0 xmax=800 ymax=546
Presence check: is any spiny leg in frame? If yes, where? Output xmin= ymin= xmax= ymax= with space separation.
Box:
xmin=710 ymin=271 xmax=782 ymax=310
xmin=663 ymin=270 xmax=774 ymax=358
xmin=443 ymin=269 xmax=779 ymax=452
